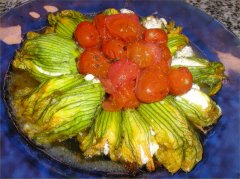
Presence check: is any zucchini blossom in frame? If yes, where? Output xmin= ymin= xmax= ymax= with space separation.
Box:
xmin=79 ymin=110 xmax=122 ymax=161
xmin=13 ymin=75 xmax=104 ymax=144
xmin=48 ymin=10 xmax=88 ymax=38
xmin=13 ymin=33 xmax=81 ymax=82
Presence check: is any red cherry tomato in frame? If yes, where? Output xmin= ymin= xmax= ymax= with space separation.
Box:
xmin=105 ymin=13 xmax=141 ymax=42
xmin=144 ymin=29 xmax=168 ymax=45
xmin=78 ymin=49 xmax=110 ymax=78
xmin=156 ymin=60 xmax=169 ymax=74
xmin=107 ymin=59 xmax=140 ymax=89
xmin=116 ymin=81 xmax=140 ymax=109
xmin=159 ymin=45 xmax=172 ymax=62
xmin=102 ymin=81 xmax=139 ymax=111
xmin=100 ymin=78 xmax=115 ymax=94
xmin=102 ymin=95 xmax=122 ymax=112
xmin=168 ymin=67 xmax=193 ymax=95
xmin=136 ymin=66 xmax=169 ymax=103
xmin=127 ymin=41 xmax=162 ymax=68
xmin=93 ymin=14 xmax=112 ymax=40
xmin=124 ymin=91 xmax=140 ymax=109
xmin=74 ymin=21 xmax=100 ymax=48
xmin=114 ymin=83 xmax=138 ymax=108
xmin=102 ymin=59 xmax=140 ymax=111
xmin=102 ymin=39 xmax=127 ymax=60
xmin=155 ymin=45 xmax=172 ymax=73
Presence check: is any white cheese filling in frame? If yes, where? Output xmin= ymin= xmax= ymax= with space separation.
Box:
xmin=171 ymin=46 xmax=205 ymax=67
xmin=140 ymin=145 xmax=149 ymax=164
xmin=150 ymin=142 xmax=159 ymax=156
xmin=175 ymin=46 xmax=194 ymax=58
xmin=84 ymin=74 xmax=100 ymax=83
xmin=143 ymin=16 xmax=167 ymax=29
xmin=103 ymin=141 xmax=109 ymax=155
xmin=171 ymin=57 xmax=204 ymax=67
xmin=120 ymin=8 xmax=134 ymax=14
xmin=176 ymin=84 xmax=209 ymax=110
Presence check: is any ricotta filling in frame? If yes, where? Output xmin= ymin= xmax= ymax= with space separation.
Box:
xmin=103 ymin=141 xmax=109 ymax=155
xmin=84 ymin=74 xmax=100 ymax=83
xmin=120 ymin=8 xmax=134 ymax=14
xmin=171 ymin=46 xmax=205 ymax=67
xmin=176 ymin=84 xmax=209 ymax=110
xmin=143 ymin=16 xmax=167 ymax=29
xmin=171 ymin=57 xmax=204 ymax=67
xmin=175 ymin=46 xmax=194 ymax=58
xmin=140 ymin=145 xmax=149 ymax=164
xmin=150 ymin=142 xmax=159 ymax=156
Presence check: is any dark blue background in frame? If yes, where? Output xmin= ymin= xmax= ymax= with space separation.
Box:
xmin=1 ymin=0 xmax=240 ymax=178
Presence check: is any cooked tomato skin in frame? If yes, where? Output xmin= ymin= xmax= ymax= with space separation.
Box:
xmin=115 ymin=82 xmax=140 ymax=109
xmin=124 ymin=94 xmax=140 ymax=109
xmin=136 ymin=66 xmax=169 ymax=103
xmin=102 ymin=59 xmax=140 ymax=111
xmin=127 ymin=41 xmax=163 ymax=69
xmin=127 ymin=41 xmax=172 ymax=71
xmin=155 ymin=45 xmax=172 ymax=73
xmin=93 ymin=14 xmax=112 ymax=40
xmin=100 ymin=78 xmax=115 ymax=94
xmin=105 ymin=13 xmax=141 ymax=42
xmin=102 ymin=81 xmax=140 ymax=111
xmin=102 ymin=39 xmax=127 ymax=60
xmin=158 ymin=45 xmax=172 ymax=62
xmin=77 ymin=49 xmax=110 ymax=78
xmin=107 ymin=59 xmax=140 ymax=89
xmin=144 ymin=29 xmax=168 ymax=45
xmin=74 ymin=21 xmax=100 ymax=48
xmin=102 ymin=96 xmax=122 ymax=112
xmin=168 ymin=67 xmax=193 ymax=95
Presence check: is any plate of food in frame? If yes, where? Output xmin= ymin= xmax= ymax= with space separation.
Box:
xmin=1 ymin=0 xmax=240 ymax=178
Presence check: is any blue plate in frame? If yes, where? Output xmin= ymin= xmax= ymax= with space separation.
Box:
xmin=1 ymin=0 xmax=240 ymax=178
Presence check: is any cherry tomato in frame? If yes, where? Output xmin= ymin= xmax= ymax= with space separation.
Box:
xmin=74 ymin=21 xmax=100 ymax=48
xmin=107 ymin=59 xmax=140 ymax=89
xmin=124 ymin=91 xmax=140 ymax=109
xmin=78 ymin=49 xmax=110 ymax=78
xmin=102 ymin=59 xmax=140 ymax=111
xmin=105 ymin=13 xmax=141 ymax=42
xmin=102 ymin=96 xmax=122 ymax=112
xmin=127 ymin=41 xmax=161 ymax=68
xmin=116 ymin=81 xmax=139 ymax=109
xmin=168 ymin=67 xmax=193 ymax=95
xmin=100 ymin=78 xmax=115 ymax=94
xmin=136 ymin=66 xmax=169 ymax=103
xmin=102 ymin=39 xmax=127 ymax=60
xmin=144 ymin=29 xmax=168 ymax=45
xmin=102 ymin=81 xmax=139 ymax=111
xmin=114 ymin=83 xmax=139 ymax=109
xmin=154 ymin=45 xmax=172 ymax=73
xmin=100 ymin=77 xmax=140 ymax=110
xmin=156 ymin=60 xmax=169 ymax=74
xmin=159 ymin=45 xmax=172 ymax=62
xmin=93 ymin=14 xmax=112 ymax=40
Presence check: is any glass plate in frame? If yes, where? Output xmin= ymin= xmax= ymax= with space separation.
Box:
xmin=1 ymin=0 xmax=240 ymax=178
